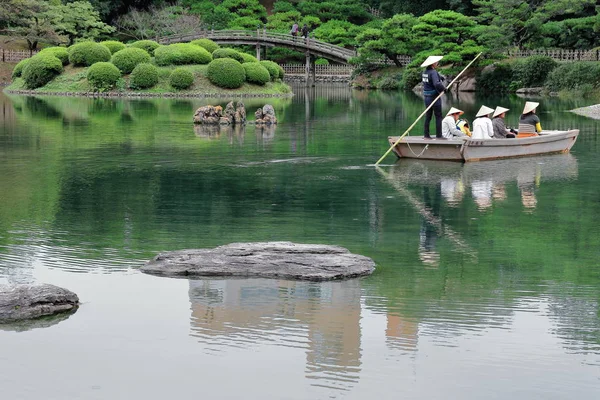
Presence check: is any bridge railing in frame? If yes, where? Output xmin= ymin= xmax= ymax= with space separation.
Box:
xmin=159 ymin=29 xmax=357 ymax=61
xmin=281 ymin=64 xmax=354 ymax=76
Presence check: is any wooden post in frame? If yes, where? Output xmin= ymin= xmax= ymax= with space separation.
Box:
xmin=310 ymin=57 xmax=316 ymax=87
xmin=256 ymin=44 xmax=261 ymax=61
xmin=305 ymin=52 xmax=310 ymax=87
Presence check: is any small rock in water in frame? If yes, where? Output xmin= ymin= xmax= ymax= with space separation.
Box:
xmin=141 ymin=242 xmax=376 ymax=281
xmin=0 ymin=284 xmax=79 ymax=323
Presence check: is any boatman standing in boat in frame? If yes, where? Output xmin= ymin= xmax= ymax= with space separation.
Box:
xmin=421 ymin=55 xmax=446 ymax=139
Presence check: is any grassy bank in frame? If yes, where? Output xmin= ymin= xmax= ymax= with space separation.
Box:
xmin=0 ymin=62 xmax=17 ymax=86
xmin=6 ymin=64 xmax=292 ymax=97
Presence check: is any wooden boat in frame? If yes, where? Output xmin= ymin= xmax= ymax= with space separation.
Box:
xmin=388 ymin=130 xmax=579 ymax=162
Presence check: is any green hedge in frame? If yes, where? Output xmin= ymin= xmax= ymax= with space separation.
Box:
xmin=512 ymin=56 xmax=558 ymax=88
xmin=207 ymin=58 xmax=246 ymax=89
xmin=68 ymin=42 xmax=112 ymax=66
xmin=240 ymin=52 xmax=258 ymax=63
xmin=12 ymin=58 xmax=30 ymax=79
xmin=87 ymin=62 xmax=121 ymax=91
xmin=38 ymin=47 xmax=69 ymax=66
xmin=101 ymin=40 xmax=126 ymax=54
xmin=169 ymin=68 xmax=194 ymax=90
xmin=190 ymin=39 xmax=219 ymax=53
xmin=243 ymin=62 xmax=270 ymax=85
xmin=315 ymin=58 xmax=329 ymax=65
xmin=155 ymin=43 xmax=212 ymax=66
xmin=22 ymin=54 xmax=63 ymax=89
xmin=212 ymin=48 xmax=245 ymax=63
xmin=278 ymin=64 xmax=285 ymax=79
xmin=259 ymin=60 xmax=280 ymax=81
xmin=477 ymin=63 xmax=513 ymax=93
xmin=111 ymin=47 xmax=151 ymax=74
xmin=130 ymin=63 xmax=159 ymax=89
xmin=130 ymin=40 xmax=160 ymax=56
xmin=545 ymin=62 xmax=600 ymax=92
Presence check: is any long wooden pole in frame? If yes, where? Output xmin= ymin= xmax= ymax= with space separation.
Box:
xmin=374 ymin=52 xmax=483 ymax=166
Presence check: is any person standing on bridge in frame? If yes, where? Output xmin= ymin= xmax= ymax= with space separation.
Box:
xmin=301 ymin=24 xmax=309 ymax=40
xmin=290 ymin=22 xmax=299 ymax=38
xmin=421 ymin=55 xmax=446 ymax=139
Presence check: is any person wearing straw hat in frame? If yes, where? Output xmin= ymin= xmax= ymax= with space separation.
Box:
xmin=471 ymin=105 xmax=494 ymax=139
xmin=492 ymin=106 xmax=517 ymax=138
xmin=518 ymin=102 xmax=542 ymax=137
xmin=442 ymin=107 xmax=467 ymax=138
xmin=421 ymin=55 xmax=446 ymax=139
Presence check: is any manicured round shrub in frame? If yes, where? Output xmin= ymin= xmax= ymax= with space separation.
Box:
xmin=129 ymin=40 xmax=160 ymax=56
xmin=240 ymin=52 xmax=258 ymax=63
xmin=39 ymin=47 xmax=69 ymax=66
xmin=87 ymin=62 xmax=121 ymax=91
xmin=101 ymin=40 xmax=126 ymax=54
xmin=21 ymin=54 xmax=63 ymax=89
xmin=12 ymin=58 xmax=30 ymax=78
xmin=243 ymin=62 xmax=270 ymax=85
xmin=278 ymin=64 xmax=285 ymax=79
xmin=212 ymin=48 xmax=245 ymax=63
xmin=191 ymin=38 xmax=219 ymax=53
xmin=260 ymin=60 xmax=280 ymax=81
xmin=68 ymin=42 xmax=111 ymax=66
xmin=155 ymin=43 xmax=212 ymax=66
xmin=512 ymin=56 xmax=558 ymax=88
xmin=315 ymin=58 xmax=329 ymax=65
xmin=111 ymin=47 xmax=151 ymax=74
xmin=207 ymin=58 xmax=246 ymax=89
xmin=169 ymin=68 xmax=194 ymax=90
xmin=130 ymin=63 xmax=159 ymax=89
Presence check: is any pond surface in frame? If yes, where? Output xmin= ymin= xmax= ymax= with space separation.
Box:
xmin=1 ymin=86 xmax=599 ymax=399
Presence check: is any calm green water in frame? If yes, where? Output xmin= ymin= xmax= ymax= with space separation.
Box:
xmin=1 ymin=86 xmax=599 ymax=399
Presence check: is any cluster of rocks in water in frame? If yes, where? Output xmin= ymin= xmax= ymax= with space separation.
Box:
xmin=193 ymin=101 xmax=277 ymax=126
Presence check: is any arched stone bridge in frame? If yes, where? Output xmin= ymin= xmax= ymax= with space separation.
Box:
xmin=158 ymin=30 xmax=357 ymax=65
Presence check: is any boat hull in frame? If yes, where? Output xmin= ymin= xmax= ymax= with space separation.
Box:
xmin=388 ymin=130 xmax=579 ymax=162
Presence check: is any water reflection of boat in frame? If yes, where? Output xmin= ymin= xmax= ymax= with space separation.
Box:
xmin=388 ymin=154 xmax=578 ymax=187
xmin=388 ymin=130 xmax=579 ymax=161
xmin=188 ymin=279 xmax=362 ymax=391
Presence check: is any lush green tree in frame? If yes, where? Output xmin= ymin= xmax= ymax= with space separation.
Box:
xmin=53 ymin=1 xmax=114 ymax=45
xmin=295 ymin=0 xmax=372 ymax=25
xmin=114 ymin=5 xmax=201 ymax=40
xmin=473 ymin=0 xmax=597 ymax=49
xmin=356 ymin=13 xmax=418 ymax=66
xmin=0 ymin=0 xmax=62 ymax=50
xmin=312 ymin=20 xmax=364 ymax=48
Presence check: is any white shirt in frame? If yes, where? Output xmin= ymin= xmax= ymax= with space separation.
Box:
xmin=471 ymin=117 xmax=494 ymax=139
xmin=441 ymin=116 xmax=464 ymax=138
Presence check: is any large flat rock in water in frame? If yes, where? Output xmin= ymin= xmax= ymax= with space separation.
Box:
xmin=0 ymin=284 xmax=79 ymax=323
xmin=141 ymin=242 xmax=376 ymax=281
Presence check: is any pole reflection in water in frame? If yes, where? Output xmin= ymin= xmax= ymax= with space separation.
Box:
xmin=188 ymin=278 xmax=362 ymax=392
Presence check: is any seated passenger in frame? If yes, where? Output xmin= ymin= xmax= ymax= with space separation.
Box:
xmin=442 ymin=107 xmax=467 ymax=138
xmin=492 ymin=106 xmax=517 ymax=138
xmin=457 ymin=119 xmax=471 ymax=136
xmin=471 ymin=105 xmax=494 ymax=139
xmin=518 ymin=102 xmax=542 ymax=137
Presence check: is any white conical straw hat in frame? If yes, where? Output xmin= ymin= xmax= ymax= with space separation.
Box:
xmin=476 ymin=105 xmax=494 ymax=117
xmin=420 ymin=55 xmax=443 ymax=67
xmin=523 ymin=101 xmax=539 ymax=114
xmin=446 ymin=107 xmax=464 ymax=116
xmin=493 ymin=106 xmax=509 ymax=118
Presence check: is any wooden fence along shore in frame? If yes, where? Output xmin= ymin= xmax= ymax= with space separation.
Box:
xmin=1 ymin=49 xmax=38 ymax=62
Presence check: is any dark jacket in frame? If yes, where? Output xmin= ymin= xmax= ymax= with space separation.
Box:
xmin=422 ymin=67 xmax=445 ymax=96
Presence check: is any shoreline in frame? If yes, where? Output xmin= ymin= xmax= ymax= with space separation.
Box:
xmin=3 ymin=88 xmax=294 ymax=99
xmin=570 ymin=104 xmax=600 ymax=120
